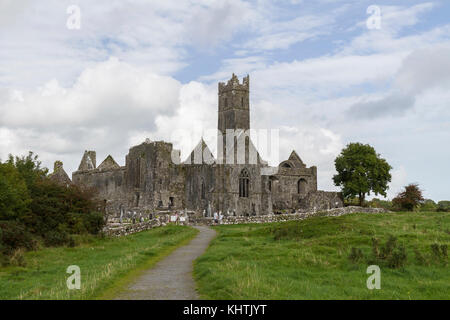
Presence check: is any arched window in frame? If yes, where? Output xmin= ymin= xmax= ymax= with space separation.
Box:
xmin=239 ymin=169 xmax=250 ymax=198
xmin=282 ymin=162 xmax=292 ymax=168
xmin=298 ymin=178 xmax=307 ymax=194
xmin=201 ymin=179 xmax=206 ymax=199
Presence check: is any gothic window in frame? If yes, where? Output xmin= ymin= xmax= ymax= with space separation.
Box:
xmin=282 ymin=162 xmax=292 ymax=168
xmin=241 ymin=97 xmax=244 ymax=108
xmin=225 ymin=97 xmax=228 ymax=108
xmin=298 ymin=178 xmax=307 ymax=194
xmin=239 ymin=168 xmax=250 ymax=198
xmin=268 ymin=180 xmax=272 ymax=192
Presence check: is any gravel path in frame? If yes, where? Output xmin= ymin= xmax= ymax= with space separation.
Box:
xmin=114 ymin=226 xmax=216 ymax=300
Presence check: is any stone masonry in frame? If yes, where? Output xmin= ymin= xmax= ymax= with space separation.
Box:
xmin=54 ymin=74 xmax=344 ymax=218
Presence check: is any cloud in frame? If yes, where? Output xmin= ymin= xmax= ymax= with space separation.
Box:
xmin=0 ymin=0 xmax=32 ymax=27
xmin=347 ymin=93 xmax=415 ymax=119
xmin=347 ymin=44 xmax=450 ymax=119
xmin=0 ymin=58 xmax=185 ymax=174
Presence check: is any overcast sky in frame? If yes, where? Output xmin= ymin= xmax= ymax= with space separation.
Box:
xmin=0 ymin=0 xmax=449 ymax=201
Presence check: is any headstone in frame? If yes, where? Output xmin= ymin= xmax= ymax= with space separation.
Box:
xmin=207 ymin=202 xmax=212 ymax=218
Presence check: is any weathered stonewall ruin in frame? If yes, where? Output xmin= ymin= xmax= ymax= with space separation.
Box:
xmin=53 ymin=74 xmax=343 ymax=218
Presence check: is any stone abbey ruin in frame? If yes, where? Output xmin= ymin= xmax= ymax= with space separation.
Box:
xmin=53 ymin=74 xmax=342 ymax=217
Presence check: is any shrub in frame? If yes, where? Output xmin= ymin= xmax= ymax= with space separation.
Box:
xmin=348 ymin=247 xmax=363 ymax=263
xmin=431 ymin=243 xmax=448 ymax=265
xmin=8 ymin=248 xmax=27 ymax=267
xmin=437 ymin=201 xmax=450 ymax=212
xmin=44 ymin=230 xmax=70 ymax=247
xmin=420 ymin=199 xmax=437 ymax=212
xmin=0 ymin=162 xmax=31 ymax=221
xmin=367 ymin=198 xmax=393 ymax=210
xmin=0 ymin=221 xmax=37 ymax=255
xmin=356 ymin=235 xmax=407 ymax=268
xmin=414 ymin=248 xmax=428 ymax=265
xmin=392 ymin=184 xmax=424 ymax=211
xmin=81 ymin=211 xmax=104 ymax=235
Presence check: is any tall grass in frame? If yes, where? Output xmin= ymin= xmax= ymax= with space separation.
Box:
xmin=194 ymin=211 xmax=450 ymax=299
xmin=0 ymin=225 xmax=198 ymax=300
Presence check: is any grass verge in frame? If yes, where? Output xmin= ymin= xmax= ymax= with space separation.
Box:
xmin=0 ymin=225 xmax=198 ymax=300
xmin=194 ymin=211 xmax=449 ymax=299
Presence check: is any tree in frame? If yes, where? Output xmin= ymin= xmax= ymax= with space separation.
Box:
xmin=392 ymin=184 xmax=424 ymax=211
xmin=437 ymin=201 xmax=450 ymax=212
xmin=6 ymin=152 xmax=48 ymax=190
xmin=333 ymin=143 xmax=392 ymax=206
xmin=420 ymin=199 xmax=437 ymax=212
xmin=0 ymin=162 xmax=31 ymax=221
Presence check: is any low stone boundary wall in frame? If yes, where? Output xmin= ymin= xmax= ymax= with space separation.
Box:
xmin=103 ymin=206 xmax=390 ymax=237
xmin=103 ymin=219 xmax=163 ymax=237
xmin=189 ymin=206 xmax=390 ymax=226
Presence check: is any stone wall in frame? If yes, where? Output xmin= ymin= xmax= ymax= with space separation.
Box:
xmin=103 ymin=219 xmax=163 ymax=237
xmin=189 ymin=206 xmax=390 ymax=226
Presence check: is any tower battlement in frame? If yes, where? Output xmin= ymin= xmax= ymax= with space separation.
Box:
xmin=218 ymin=73 xmax=249 ymax=93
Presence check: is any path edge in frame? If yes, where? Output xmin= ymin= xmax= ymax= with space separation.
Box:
xmin=96 ymin=226 xmax=200 ymax=300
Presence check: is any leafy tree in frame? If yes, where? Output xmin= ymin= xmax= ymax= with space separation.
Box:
xmin=392 ymin=184 xmax=424 ymax=211
xmin=0 ymin=162 xmax=31 ymax=220
xmin=1 ymin=152 xmax=104 ymax=254
xmin=420 ymin=199 xmax=438 ymax=212
xmin=367 ymin=198 xmax=393 ymax=210
xmin=333 ymin=143 xmax=392 ymax=206
xmin=437 ymin=201 xmax=450 ymax=212
xmin=6 ymin=152 xmax=47 ymax=190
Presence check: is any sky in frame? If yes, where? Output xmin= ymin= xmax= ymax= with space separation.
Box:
xmin=0 ymin=0 xmax=449 ymax=201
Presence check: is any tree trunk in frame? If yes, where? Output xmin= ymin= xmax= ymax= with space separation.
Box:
xmin=359 ymin=192 xmax=364 ymax=206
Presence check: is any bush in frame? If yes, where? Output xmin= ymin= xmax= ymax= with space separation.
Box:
xmin=0 ymin=221 xmax=37 ymax=255
xmin=44 ymin=230 xmax=70 ymax=247
xmin=437 ymin=201 xmax=450 ymax=212
xmin=350 ymin=235 xmax=407 ymax=269
xmin=431 ymin=243 xmax=448 ymax=265
xmin=0 ymin=162 xmax=31 ymax=221
xmin=367 ymin=198 xmax=393 ymax=210
xmin=348 ymin=247 xmax=363 ymax=263
xmin=420 ymin=199 xmax=438 ymax=212
xmin=8 ymin=248 xmax=27 ymax=267
xmin=0 ymin=152 xmax=106 ymax=256
xmin=392 ymin=184 xmax=424 ymax=211
xmin=81 ymin=212 xmax=104 ymax=235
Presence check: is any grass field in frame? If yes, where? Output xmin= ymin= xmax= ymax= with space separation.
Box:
xmin=194 ymin=211 xmax=450 ymax=299
xmin=0 ymin=225 xmax=198 ymax=300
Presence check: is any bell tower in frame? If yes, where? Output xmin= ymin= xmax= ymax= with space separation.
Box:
xmin=217 ymin=74 xmax=250 ymax=163
xmin=218 ymin=73 xmax=250 ymax=133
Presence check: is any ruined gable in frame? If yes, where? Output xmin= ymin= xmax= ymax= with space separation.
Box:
xmin=98 ymin=155 xmax=120 ymax=171
xmin=49 ymin=161 xmax=72 ymax=186
xmin=184 ymin=138 xmax=215 ymax=165
xmin=78 ymin=150 xmax=96 ymax=171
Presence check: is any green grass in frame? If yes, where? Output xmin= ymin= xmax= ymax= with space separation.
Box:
xmin=194 ymin=211 xmax=450 ymax=299
xmin=0 ymin=225 xmax=198 ymax=300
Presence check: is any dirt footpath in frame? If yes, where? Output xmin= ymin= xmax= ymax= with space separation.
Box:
xmin=114 ymin=226 xmax=216 ymax=300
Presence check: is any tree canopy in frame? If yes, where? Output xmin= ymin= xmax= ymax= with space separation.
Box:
xmin=333 ymin=143 xmax=392 ymax=206
xmin=392 ymin=184 xmax=424 ymax=211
